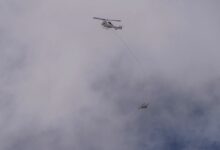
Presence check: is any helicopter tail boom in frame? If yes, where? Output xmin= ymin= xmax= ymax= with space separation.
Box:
xmin=114 ymin=26 xmax=122 ymax=30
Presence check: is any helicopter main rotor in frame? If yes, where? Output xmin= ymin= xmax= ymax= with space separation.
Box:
xmin=93 ymin=17 xmax=121 ymax=22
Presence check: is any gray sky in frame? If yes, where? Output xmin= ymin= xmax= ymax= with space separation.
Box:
xmin=1 ymin=0 xmax=220 ymax=150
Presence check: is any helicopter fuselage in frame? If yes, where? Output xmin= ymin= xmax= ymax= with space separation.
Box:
xmin=101 ymin=20 xmax=122 ymax=30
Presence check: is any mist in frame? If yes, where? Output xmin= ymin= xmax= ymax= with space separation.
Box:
xmin=1 ymin=0 xmax=220 ymax=149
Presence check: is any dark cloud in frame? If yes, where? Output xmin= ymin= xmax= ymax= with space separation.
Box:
xmin=93 ymin=61 xmax=220 ymax=150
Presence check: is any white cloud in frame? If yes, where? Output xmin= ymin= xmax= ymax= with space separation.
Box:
xmin=0 ymin=0 xmax=220 ymax=149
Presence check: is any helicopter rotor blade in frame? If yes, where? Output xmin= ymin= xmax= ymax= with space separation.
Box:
xmin=93 ymin=17 xmax=107 ymax=21
xmin=93 ymin=17 xmax=121 ymax=22
xmin=108 ymin=19 xmax=121 ymax=22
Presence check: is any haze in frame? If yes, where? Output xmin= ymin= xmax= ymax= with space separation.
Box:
xmin=1 ymin=0 xmax=220 ymax=149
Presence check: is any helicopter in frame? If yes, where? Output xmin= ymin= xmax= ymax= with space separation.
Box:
xmin=138 ymin=103 xmax=149 ymax=110
xmin=93 ymin=17 xmax=122 ymax=30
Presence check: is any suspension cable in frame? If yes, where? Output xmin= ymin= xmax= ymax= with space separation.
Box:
xmin=111 ymin=30 xmax=146 ymax=78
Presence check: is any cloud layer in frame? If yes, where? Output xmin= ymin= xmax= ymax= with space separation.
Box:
xmin=1 ymin=0 xmax=220 ymax=150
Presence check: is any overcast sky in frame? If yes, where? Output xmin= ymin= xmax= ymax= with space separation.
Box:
xmin=1 ymin=0 xmax=220 ymax=150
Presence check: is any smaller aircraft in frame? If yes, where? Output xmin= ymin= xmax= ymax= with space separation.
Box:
xmin=93 ymin=17 xmax=122 ymax=30
xmin=138 ymin=103 xmax=149 ymax=110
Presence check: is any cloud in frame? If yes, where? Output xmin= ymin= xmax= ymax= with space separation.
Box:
xmin=0 ymin=0 xmax=220 ymax=150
